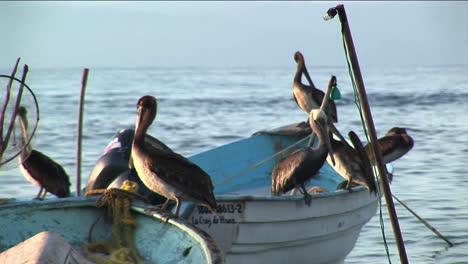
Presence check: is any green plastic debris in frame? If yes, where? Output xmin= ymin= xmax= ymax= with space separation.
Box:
xmin=330 ymin=85 xmax=341 ymax=100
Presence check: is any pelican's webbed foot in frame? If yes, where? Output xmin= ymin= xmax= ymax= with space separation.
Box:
xmin=336 ymin=180 xmax=357 ymax=192
xmin=144 ymin=199 xmax=180 ymax=223
xmin=34 ymin=187 xmax=46 ymax=200
xmin=303 ymin=193 xmax=312 ymax=206
xmin=307 ymin=186 xmax=329 ymax=194
xmin=336 ymin=180 xmax=349 ymax=191
xmin=300 ymin=185 xmax=312 ymax=206
xmin=143 ymin=206 xmax=177 ymax=223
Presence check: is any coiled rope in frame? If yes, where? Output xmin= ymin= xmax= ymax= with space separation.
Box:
xmin=84 ymin=180 xmax=147 ymax=264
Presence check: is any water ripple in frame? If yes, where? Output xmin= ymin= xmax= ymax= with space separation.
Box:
xmin=1 ymin=66 xmax=466 ymax=263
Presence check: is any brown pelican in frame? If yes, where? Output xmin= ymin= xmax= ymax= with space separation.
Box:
xmin=293 ymin=51 xmax=338 ymax=123
xmin=17 ymin=106 xmax=71 ymax=200
xmin=365 ymin=127 xmax=414 ymax=164
xmin=131 ymin=95 xmax=217 ymax=217
xmin=327 ymin=130 xmax=377 ymax=193
xmin=271 ymin=109 xmax=335 ymax=205
xmin=293 ymin=64 xmax=347 ymax=147
xmin=85 ymin=128 xmax=174 ymax=192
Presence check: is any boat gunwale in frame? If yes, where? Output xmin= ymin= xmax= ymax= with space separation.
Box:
xmin=133 ymin=206 xmax=224 ymax=264
xmin=213 ymin=184 xmax=373 ymax=202
xmin=211 ymin=190 xmax=379 ymax=224
xmin=0 ymin=196 xmax=225 ymax=264
xmin=188 ymin=131 xmax=392 ymax=201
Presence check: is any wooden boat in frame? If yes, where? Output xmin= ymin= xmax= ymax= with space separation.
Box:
xmin=180 ymin=128 xmax=386 ymax=264
xmin=84 ymin=124 xmax=388 ymax=264
xmin=0 ymin=196 xmax=224 ymax=264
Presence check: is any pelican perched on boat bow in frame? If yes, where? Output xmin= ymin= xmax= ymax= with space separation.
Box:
xmin=365 ymin=127 xmax=414 ymax=164
xmin=271 ymin=109 xmax=334 ymax=205
xmin=131 ymin=95 xmax=217 ymax=217
xmin=293 ymin=51 xmax=338 ymax=123
xmin=328 ymin=130 xmax=376 ymax=193
xmin=17 ymin=106 xmax=71 ymax=200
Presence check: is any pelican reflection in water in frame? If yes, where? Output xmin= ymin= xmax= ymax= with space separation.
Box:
xmin=131 ymin=95 xmax=217 ymax=218
xmin=271 ymin=109 xmax=335 ymax=206
xmin=17 ymin=106 xmax=71 ymax=200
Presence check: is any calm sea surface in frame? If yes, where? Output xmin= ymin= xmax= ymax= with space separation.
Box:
xmin=1 ymin=65 xmax=467 ymax=263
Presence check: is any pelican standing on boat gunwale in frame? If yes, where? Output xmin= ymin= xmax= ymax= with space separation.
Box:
xmin=327 ymin=129 xmax=377 ymax=193
xmin=272 ymin=76 xmax=337 ymax=205
xmin=17 ymin=106 xmax=71 ymax=200
xmin=271 ymin=109 xmax=335 ymax=205
xmin=130 ymin=95 xmax=217 ymax=218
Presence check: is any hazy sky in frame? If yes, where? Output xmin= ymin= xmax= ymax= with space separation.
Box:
xmin=1 ymin=1 xmax=467 ymax=69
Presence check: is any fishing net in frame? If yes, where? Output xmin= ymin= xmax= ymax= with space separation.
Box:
xmin=0 ymin=75 xmax=39 ymax=169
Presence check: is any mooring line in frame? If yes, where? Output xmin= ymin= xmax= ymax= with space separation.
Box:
xmin=392 ymin=194 xmax=454 ymax=247
xmin=214 ymin=134 xmax=311 ymax=187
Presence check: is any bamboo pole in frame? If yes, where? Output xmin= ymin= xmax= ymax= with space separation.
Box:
xmin=0 ymin=58 xmax=21 ymax=157
xmin=76 ymin=68 xmax=89 ymax=196
xmin=2 ymin=65 xmax=29 ymax=162
xmin=325 ymin=5 xmax=409 ymax=263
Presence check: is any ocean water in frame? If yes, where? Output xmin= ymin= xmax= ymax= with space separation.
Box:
xmin=1 ymin=65 xmax=467 ymax=263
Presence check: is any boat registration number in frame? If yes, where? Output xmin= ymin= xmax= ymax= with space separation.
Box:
xmin=190 ymin=202 xmax=244 ymax=227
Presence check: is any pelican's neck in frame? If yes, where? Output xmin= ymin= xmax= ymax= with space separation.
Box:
xmin=313 ymin=126 xmax=327 ymax=150
xmin=18 ymin=115 xmax=31 ymax=158
xmin=294 ymin=58 xmax=304 ymax=84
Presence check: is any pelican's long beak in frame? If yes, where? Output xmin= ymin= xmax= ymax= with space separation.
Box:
xmin=135 ymin=106 xmax=144 ymax=131
xmin=323 ymin=125 xmax=335 ymax=166
xmin=302 ymin=64 xmax=316 ymax=89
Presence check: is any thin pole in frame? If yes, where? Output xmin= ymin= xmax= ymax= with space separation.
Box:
xmin=76 ymin=68 xmax=89 ymax=196
xmin=2 ymin=65 xmax=29 ymax=159
xmin=392 ymin=194 xmax=453 ymax=247
xmin=325 ymin=5 xmax=409 ymax=263
xmin=0 ymin=58 xmax=21 ymax=146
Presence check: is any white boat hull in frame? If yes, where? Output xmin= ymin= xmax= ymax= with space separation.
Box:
xmin=179 ymin=131 xmax=383 ymax=264
xmin=186 ymin=186 xmax=378 ymax=264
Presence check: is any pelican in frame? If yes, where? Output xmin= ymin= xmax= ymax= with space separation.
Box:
xmin=293 ymin=51 xmax=338 ymax=123
xmin=293 ymin=60 xmax=346 ymax=146
xmin=131 ymin=95 xmax=217 ymax=218
xmin=327 ymin=130 xmax=377 ymax=193
xmin=271 ymin=109 xmax=334 ymax=205
xmin=365 ymin=127 xmax=414 ymax=164
xmin=17 ymin=106 xmax=71 ymax=200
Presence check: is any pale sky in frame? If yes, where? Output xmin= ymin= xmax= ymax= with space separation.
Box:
xmin=1 ymin=1 xmax=467 ymax=69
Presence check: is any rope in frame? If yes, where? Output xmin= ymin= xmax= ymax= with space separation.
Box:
xmin=84 ymin=180 xmax=145 ymax=264
xmin=341 ymin=28 xmax=392 ymax=264
xmin=214 ymin=134 xmax=311 ymax=187
xmin=392 ymin=194 xmax=454 ymax=247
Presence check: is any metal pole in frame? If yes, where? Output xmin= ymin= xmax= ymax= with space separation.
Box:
xmin=76 ymin=68 xmax=89 ymax=196
xmin=325 ymin=5 xmax=409 ymax=264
